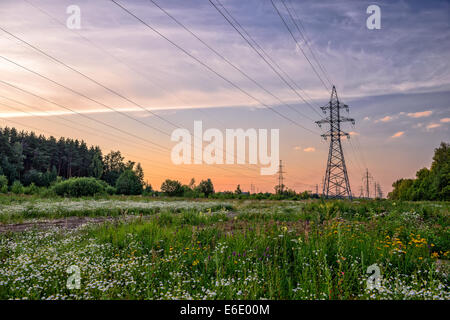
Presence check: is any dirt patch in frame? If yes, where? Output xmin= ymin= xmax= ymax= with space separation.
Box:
xmin=0 ymin=216 xmax=116 ymax=233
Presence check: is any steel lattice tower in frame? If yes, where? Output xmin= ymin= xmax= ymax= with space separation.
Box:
xmin=276 ymin=160 xmax=285 ymax=194
xmin=316 ymin=86 xmax=354 ymax=199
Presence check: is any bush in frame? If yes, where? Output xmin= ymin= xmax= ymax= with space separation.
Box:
xmin=53 ymin=177 xmax=107 ymax=197
xmin=24 ymin=183 xmax=39 ymax=195
xmin=115 ymin=169 xmax=143 ymax=195
xmin=161 ymin=179 xmax=183 ymax=196
xmin=105 ymin=186 xmax=116 ymax=195
xmin=23 ymin=169 xmax=44 ymax=187
xmin=196 ymin=179 xmax=215 ymax=197
xmin=0 ymin=175 xmax=8 ymax=193
xmin=143 ymin=183 xmax=154 ymax=196
xmin=11 ymin=180 xmax=24 ymax=194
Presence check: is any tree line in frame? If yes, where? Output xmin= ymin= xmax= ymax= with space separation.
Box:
xmin=0 ymin=126 xmax=146 ymax=194
xmin=0 ymin=126 xmax=316 ymax=199
xmin=388 ymin=142 xmax=449 ymax=201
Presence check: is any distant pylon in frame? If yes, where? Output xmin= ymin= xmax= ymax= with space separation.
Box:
xmin=362 ymin=168 xmax=372 ymax=199
xmin=316 ymin=86 xmax=354 ymax=199
xmin=277 ymin=160 xmax=285 ymax=194
xmin=376 ymin=182 xmax=383 ymax=199
xmin=358 ymin=186 xmax=364 ymax=198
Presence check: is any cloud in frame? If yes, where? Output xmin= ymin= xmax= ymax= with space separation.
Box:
xmin=303 ymin=147 xmax=316 ymax=152
xmin=349 ymin=131 xmax=359 ymax=136
xmin=293 ymin=146 xmax=302 ymax=151
xmin=440 ymin=118 xmax=450 ymax=123
xmin=426 ymin=123 xmax=441 ymax=130
xmin=391 ymin=131 xmax=404 ymax=138
xmin=376 ymin=116 xmax=393 ymax=123
xmin=363 ymin=116 xmax=370 ymax=121
xmin=407 ymin=110 xmax=432 ymax=118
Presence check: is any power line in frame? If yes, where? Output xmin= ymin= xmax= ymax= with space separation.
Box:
xmin=148 ymin=0 xmax=319 ymax=124
xmin=110 ymin=0 xmax=320 ymax=135
xmin=0 ymin=93 xmax=162 ymax=155
xmin=0 ymin=79 xmax=170 ymax=152
xmin=0 ymin=54 xmax=172 ymax=139
xmin=0 ymin=26 xmax=180 ymax=130
xmin=208 ymin=0 xmax=324 ymax=118
xmin=22 ymin=0 xmax=229 ymax=130
xmin=270 ymin=0 xmax=329 ymax=91
xmin=283 ymin=0 xmax=333 ymax=87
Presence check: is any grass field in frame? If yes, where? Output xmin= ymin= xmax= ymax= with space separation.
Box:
xmin=0 ymin=196 xmax=448 ymax=300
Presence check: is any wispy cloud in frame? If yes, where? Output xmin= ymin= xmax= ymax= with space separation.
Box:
xmin=440 ymin=118 xmax=450 ymax=123
xmin=391 ymin=131 xmax=404 ymax=138
xmin=303 ymin=147 xmax=316 ymax=152
xmin=426 ymin=123 xmax=441 ymax=130
xmin=407 ymin=110 xmax=432 ymax=118
xmin=349 ymin=131 xmax=359 ymax=136
xmin=376 ymin=116 xmax=393 ymax=123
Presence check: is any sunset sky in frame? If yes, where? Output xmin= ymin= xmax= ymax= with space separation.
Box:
xmin=0 ymin=0 xmax=449 ymax=194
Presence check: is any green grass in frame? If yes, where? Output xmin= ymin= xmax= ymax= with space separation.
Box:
xmin=0 ymin=198 xmax=448 ymax=299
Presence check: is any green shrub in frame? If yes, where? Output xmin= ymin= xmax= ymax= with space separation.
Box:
xmin=11 ymin=180 xmax=24 ymax=194
xmin=105 ymin=186 xmax=116 ymax=195
xmin=0 ymin=175 xmax=8 ymax=193
xmin=161 ymin=179 xmax=183 ymax=196
xmin=24 ymin=183 xmax=39 ymax=195
xmin=196 ymin=179 xmax=215 ymax=197
xmin=115 ymin=169 xmax=143 ymax=195
xmin=53 ymin=177 xmax=107 ymax=197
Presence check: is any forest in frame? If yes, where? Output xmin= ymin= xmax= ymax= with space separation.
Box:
xmin=0 ymin=126 xmax=145 ymax=191
xmin=388 ymin=142 xmax=449 ymax=201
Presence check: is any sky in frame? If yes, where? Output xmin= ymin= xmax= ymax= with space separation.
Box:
xmin=0 ymin=0 xmax=449 ymax=195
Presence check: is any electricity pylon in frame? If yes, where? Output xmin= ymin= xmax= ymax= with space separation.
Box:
xmin=276 ymin=160 xmax=285 ymax=194
xmin=316 ymin=86 xmax=354 ymax=199
xmin=358 ymin=186 xmax=364 ymax=198
xmin=376 ymin=182 xmax=383 ymax=199
xmin=362 ymin=168 xmax=373 ymax=199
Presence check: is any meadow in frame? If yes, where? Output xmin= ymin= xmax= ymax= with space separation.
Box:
xmin=0 ymin=196 xmax=448 ymax=300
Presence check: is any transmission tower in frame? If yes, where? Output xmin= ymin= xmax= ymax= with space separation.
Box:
xmin=276 ymin=160 xmax=285 ymax=194
xmin=362 ymin=168 xmax=373 ymax=199
xmin=374 ymin=181 xmax=377 ymax=199
xmin=376 ymin=182 xmax=383 ymax=199
xmin=358 ymin=186 xmax=364 ymax=198
xmin=316 ymin=86 xmax=354 ymax=199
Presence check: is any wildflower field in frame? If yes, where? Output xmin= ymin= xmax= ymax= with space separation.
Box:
xmin=0 ymin=196 xmax=448 ymax=300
